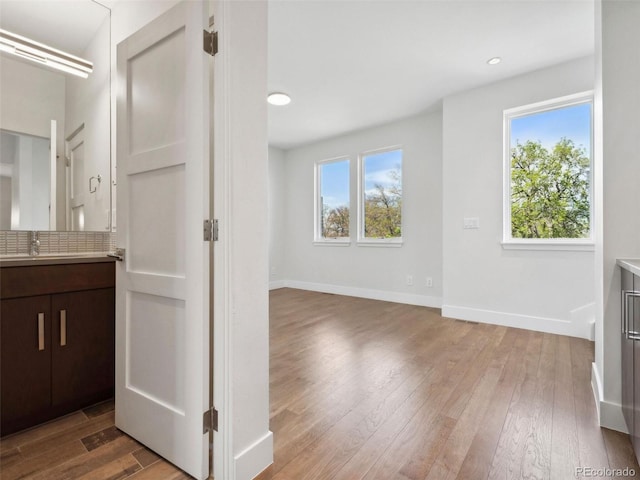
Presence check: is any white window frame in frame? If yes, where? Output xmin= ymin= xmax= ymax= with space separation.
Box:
xmin=502 ymin=91 xmax=594 ymax=251
xmin=314 ymin=156 xmax=351 ymax=246
xmin=358 ymin=145 xmax=404 ymax=247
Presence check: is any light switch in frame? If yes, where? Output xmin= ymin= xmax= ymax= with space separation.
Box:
xmin=463 ymin=217 xmax=480 ymax=229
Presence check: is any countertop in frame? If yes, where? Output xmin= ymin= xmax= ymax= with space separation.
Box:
xmin=0 ymin=253 xmax=117 ymax=268
xmin=617 ymin=259 xmax=640 ymax=277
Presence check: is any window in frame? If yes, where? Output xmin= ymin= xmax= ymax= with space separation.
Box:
xmin=359 ymin=147 xmax=403 ymax=243
xmin=315 ymin=157 xmax=350 ymax=242
xmin=503 ymin=92 xmax=593 ymax=247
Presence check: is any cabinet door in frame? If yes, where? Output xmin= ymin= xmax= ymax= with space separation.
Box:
xmin=0 ymin=296 xmax=51 ymax=435
xmin=622 ymin=269 xmax=634 ymax=434
xmin=51 ymin=288 xmax=115 ymax=410
xmin=633 ymin=273 xmax=640 ymax=459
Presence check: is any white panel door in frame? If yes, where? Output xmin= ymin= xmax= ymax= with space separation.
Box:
xmin=115 ymin=2 xmax=210 ymax=479
xmin=66 ymin=125 xmax=85 ymax=231
xmin=49 ymin=120 xmax=56 ymax=230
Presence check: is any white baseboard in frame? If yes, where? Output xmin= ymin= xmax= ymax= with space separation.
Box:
xmin=592 ymin=363 xmax=627 ymax=433
xmin=591 ymin=362 xmax=603 ymax=421
xmin=280 ymin=279 xmax=442 ymax=308
xmin=570 ymin=302 xmax=596 ymax=341
xmin=269 ymin=280 xmax=286 ymax=290
xmin=234 ymin=430 xmax=273 ymax=480
xmin=441 ymin=304 xmax=591 ymax=339
xmin=600 ymin=400 xmax=628 ymax=433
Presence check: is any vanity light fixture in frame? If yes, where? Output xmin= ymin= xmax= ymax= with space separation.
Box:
xmin=0 ymin=29 xmax=93 ymax=78
xmin=267 ymin=92 xmax=291 ymax=106
xmin=487 ymin=57 xmax=502 ymax=65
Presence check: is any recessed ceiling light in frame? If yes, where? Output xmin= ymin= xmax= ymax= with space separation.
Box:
xmin=267 ymin=92 xmax=291 ymax=106
xmin=487 ymin=57 xmax=502 ymax=65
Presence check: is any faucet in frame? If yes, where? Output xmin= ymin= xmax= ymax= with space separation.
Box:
xmin=30 ymin=231 xmax=40 ymax=256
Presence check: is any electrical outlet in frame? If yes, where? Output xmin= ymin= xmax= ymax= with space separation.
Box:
xmin=271 ymin=267 xmax=277 ymax=277
xmin=406 ymin=275 xmax=414 ymax=286
xmin=426 ymin=277 xmax=433 ymax=287
xmin=463 ymin=217 xmax=480 ymax=229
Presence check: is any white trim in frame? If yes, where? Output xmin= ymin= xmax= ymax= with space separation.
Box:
xmin=441 ymin=304 xmax=592 ymax=339
xmin=504 ymin=90 xmax=595 ymax=118
xmin=49 ymin=120 xmax=57 ymax=230
xmin=357 ymin=145 xmax=404 ymax=243
xmin=501 ymin=240 xmax=594 ymax=252
xmin=281 ymin=280 xmax=442 ymax=308
xmin=212 ymin=0 xmax=233 ymax=478
xmin=314 ymin=156 xmax=351 ymax=242
xmin=591 ymin=362 xmax=602 ymax=421
xmin=502 ymin=90 xmax=594 ymax=246
xmin=0 ymin=163 xmax=12 ymax=177
xmin=234 ymin=431 xmax=274 ymax=480
xmin=570 ymin=302 xmax=596 ymax=341
xmin=592 ymin=363 xmax=628 ymax=433
xmin=313 ymin=240 xmax=351 ymax=247
xmin=357 ymin=240 xmax=403 ymax=248
xmin=269 ymin=280 xmax=286 ymax=290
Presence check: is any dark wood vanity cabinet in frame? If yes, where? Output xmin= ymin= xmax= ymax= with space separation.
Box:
xmin=621 ymin=267 xmax=640 ymax=460
xmin=1 ymin=295 xmax=53 ymax=434
xmin=0 ymin=260 xmax=115 ymax=436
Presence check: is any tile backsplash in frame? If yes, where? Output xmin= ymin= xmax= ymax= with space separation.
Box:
xmin=0 ymin=231 xmax=115 ymax=256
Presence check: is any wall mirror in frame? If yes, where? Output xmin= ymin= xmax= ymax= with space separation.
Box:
xmin=0 ymin=0 xmax=111 ymax=232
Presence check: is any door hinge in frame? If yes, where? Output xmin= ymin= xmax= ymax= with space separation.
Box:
xmin=203 ymin=407 xmax=218 ymax=433
xmin=204 ymin=219 xmax=218 ymax=242
xmin=203 ymin=30 xmax=218 ymax=56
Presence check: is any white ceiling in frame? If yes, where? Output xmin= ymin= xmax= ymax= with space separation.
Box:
xmin=0 ymin=0 xmax=109 ymax=57
xmin=268 ymin=0 xmax=595 ymax=150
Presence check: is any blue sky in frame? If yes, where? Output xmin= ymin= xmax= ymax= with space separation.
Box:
xmin=511 ymin=102 xmax=592 ymax=156
xmin=320 ymin=159 xmax=350 ymax=208
xmin=320 ymin=150 xmax=402 ymax=208
xmin=363 ymin=149 xmax=402 ymax=196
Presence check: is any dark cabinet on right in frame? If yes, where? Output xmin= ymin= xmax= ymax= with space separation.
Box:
xmin=621 ymin=267 xmax=640 ymax=461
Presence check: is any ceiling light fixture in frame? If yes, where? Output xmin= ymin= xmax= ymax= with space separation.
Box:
xmin=0 ymin=29 xmax=93 ymax=78
xmin=267 ymin=92 xmax=291 ymax=106
xmin=487 ymin=57 xmax=502 ymax=65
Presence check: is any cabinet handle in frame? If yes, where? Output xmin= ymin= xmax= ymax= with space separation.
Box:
xmin=623 ymin=291 xmax=640 ymax=340
xmin=38 ymin=313 xmax=45 ymax=351
xmin=622 ymin=289 xmax=626 ymax=334
xmin=60 ymin=310 xmax=67 ymax=347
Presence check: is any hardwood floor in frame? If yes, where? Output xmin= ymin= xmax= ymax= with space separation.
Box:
xmin=2 ymin=287 xmax=638 ymax=479
xmin=261 ymin=288 xmax=640 ymax=480
xmin=0 ymin=399 xmax=190 ymax=480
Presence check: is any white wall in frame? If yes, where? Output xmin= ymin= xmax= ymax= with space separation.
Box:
xmin=65 ymin=15 xmax=111 ymax=231
xmin=111 ymin=1 xmax=272 ymax=479
xmin=0 ymin=56 xmax=65 ymax=140
xmin=268 ymin=146 xmax=286 ymax=286
xmin=275 ymin=112 xmax=443 ymax=307
xmin=442 ymin=56 xmax=596 ymax=339
xmin=593 ymin=0 xmax=640 ymax=432
xmin=0 ymin=56 xmax=65 ymax=229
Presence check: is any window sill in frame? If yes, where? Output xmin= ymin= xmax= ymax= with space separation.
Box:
xmin=501 ymin=240 xmax=595 ymax=252
xmin=313 ymin=240 xmax=351 ymax=247
xmin=357 ymin=239 xmax=403 ymax=248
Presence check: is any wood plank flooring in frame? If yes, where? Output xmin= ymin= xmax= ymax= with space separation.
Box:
xmin=0 ymin=399 xmax=189 ymax=480
xmin=260 ymin=288 xmax=640 ymax=480
xmin=1 ymin=287 xmax=638 ymax=479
